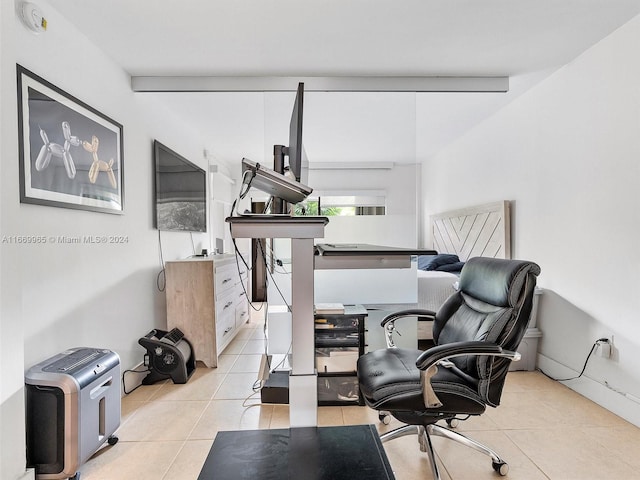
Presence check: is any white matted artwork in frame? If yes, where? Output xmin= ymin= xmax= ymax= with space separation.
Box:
xmin=17 ymin=64 xmax=124 ymax=214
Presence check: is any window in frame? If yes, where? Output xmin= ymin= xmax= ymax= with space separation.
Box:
xmin=296 ymin=193 xmax=386 ymax=216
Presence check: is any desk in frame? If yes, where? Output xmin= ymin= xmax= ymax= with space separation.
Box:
xmin=314 ymin=243 xmax=437 ymax=306
xmin=227 ymin=219 xmax=431 ymax=425
xmin=315 ymin=243 xmax=436 ymax=270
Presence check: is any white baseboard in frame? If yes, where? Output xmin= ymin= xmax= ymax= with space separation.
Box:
xmin=537 ymin=353 xmax=640 ymax=427
xmin=17 ymin=468 xmax=35 ymax=480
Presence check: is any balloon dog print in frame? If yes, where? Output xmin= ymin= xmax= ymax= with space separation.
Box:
xmin=83 ymin=135 xmax=117 ymax=189
xmin=35 ymin=121 xmax=80 ymax=179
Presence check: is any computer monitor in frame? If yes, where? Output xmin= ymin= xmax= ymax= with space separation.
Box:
xmin=271 ymin=82 xmax=310 ymax=213
xmin=287 ymin=82 xmax=307 ymax=184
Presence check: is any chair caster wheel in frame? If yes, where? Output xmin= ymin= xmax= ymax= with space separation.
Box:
xmin=378 ymin=413 xmax=391 ymax=425
xmin=446 ymin=418 xmax=459 ymax=428
xmin=107 ymin=435 xmax=119 ymax=446
xmin=492 ymin=461 xmax=509 ymax=476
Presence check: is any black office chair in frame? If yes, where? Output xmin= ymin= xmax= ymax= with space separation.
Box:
xmin=357 ymin=257 xmax=540 ymax=479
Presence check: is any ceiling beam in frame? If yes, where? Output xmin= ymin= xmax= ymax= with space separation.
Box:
xmin=309 ymin=162 xmax=395 ymax=170
xmin=131 ymin=76 xmax=509 ymax=93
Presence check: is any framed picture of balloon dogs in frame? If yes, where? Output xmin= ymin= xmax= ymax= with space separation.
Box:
xmin=17 ymin=65 xmax=124 ymax=214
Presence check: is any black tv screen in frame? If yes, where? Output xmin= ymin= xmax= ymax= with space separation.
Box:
xmin=153 ymin=140 xmax=207 ymax=232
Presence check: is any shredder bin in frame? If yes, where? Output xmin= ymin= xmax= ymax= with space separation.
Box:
xmin=25 ymin=347 xmax=121 ymax=480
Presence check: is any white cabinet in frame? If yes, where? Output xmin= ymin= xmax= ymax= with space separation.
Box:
xmin=165 ymin=255 xmax=249 ymax=367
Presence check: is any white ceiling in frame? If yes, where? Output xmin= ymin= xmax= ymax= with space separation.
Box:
xmin=45 ymin=0 xmax=640 ymax=166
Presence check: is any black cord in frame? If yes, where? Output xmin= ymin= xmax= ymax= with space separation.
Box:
xmin=238 ymin=168 xmax=256 ymax=200
xmin=263 ymin=196 xmax=273 ymax=214
xmin=156 ymin=269 xmax=166 ymax=292
xmin=228 ymin=210 xmax=267 ymax=314
xmin=261 ymin=239 xmax=289 ymax=274
xmin=229 ymin=170 xmax=290 ymax=312
xmin=122 ymin=367 xmax=150 ymax=395
xmin=232 ymin=235 xmax=265 ymax=313
xmin=537 ymin=338 xmax=609 ymax=382
xmin=156 ymin=229 xmax=166 ymax=292
xmin=256 ymin=238 xmax=291 ymax=311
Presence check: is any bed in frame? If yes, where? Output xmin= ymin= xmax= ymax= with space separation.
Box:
xmin=417 ymin=200 xmax=511 ymax=340
xmin=417 ymin=269 xmax=461 ymax=311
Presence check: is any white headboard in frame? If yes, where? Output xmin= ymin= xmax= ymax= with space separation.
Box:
xmin=430 ymin=200 xmax=511 ymax=260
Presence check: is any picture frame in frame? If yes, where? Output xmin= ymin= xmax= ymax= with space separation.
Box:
xmin=17 ymin=64 xmax=124 ymax=214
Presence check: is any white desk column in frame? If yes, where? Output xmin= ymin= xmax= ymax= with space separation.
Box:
xmin=226 ymin=216 xmax=327 ymax=428
xmin=289 ymin=237 xmax=317 ymax=427
xmin=290 ymin=237 xmax=315 ymax=375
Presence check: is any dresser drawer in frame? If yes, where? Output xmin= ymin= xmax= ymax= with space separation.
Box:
xmin=215 ymin=264 xmax=238 ymax=298
xmin=216 ymin=313 xmax=236 ymax=351
xmin=235 ymin=298 xmax=249 ymax=328
xmin=216 ymin=288 xmax=237 ymax=319
xmin=234 ymin=279 xmax=248 ymax=304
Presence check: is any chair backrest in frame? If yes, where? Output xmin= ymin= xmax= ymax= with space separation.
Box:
xmin=432 ymin=257 xmax=540 ymax=406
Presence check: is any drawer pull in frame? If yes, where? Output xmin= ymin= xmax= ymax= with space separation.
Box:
xmin=224 ymin=301 xmax=233 ymax=309
xmin=223 ymin=327 xmax=232 ymax=335
xmin=222 ymin=278 xmax=232 ymax=284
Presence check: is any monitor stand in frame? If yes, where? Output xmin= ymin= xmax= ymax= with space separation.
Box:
xmin=272 ymin=144 xmax=287 ymax=214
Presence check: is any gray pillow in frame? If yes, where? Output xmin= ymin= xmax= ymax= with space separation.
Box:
xmin=417 ymin=254 xmax=460 ymax=271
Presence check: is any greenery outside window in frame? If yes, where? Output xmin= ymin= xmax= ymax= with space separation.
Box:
xmin=296 ymin=193 xmax=386 ymax=216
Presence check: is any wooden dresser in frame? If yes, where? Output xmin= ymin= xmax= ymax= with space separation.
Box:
xmin=165 ymin=254 xmax=249 ymax=367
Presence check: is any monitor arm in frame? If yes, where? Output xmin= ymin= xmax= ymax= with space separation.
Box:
xmin=273 ymin=145 xmax=288 ymax=214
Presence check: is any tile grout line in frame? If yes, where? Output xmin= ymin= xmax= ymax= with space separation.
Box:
xmin=159 ymin=439 xmax=190 ymax=480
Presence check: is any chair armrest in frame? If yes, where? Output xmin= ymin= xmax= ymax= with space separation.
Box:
xmin=380 ymin=309 xmax=436 ymax=327
xmin=381 ymin=309 xmax=436 ymax=348
xmin=416 ymin=341 xmax=518 ymax=370
xmin=416 ymin=341 xmax=521 ymax=409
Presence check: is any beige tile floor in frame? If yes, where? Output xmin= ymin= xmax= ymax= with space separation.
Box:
xmin=80 ymin=317 xmax=640 ymax=480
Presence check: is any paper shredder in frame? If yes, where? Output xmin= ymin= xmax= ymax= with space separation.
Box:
xmin=25 ymin=347 xmax=121 ymax=480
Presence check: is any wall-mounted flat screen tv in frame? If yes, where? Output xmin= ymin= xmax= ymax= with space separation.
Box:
xmin=153 ymin=140 xmax=207 ymax=232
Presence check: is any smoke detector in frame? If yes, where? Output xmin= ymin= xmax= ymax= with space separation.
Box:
xmin=20 ymin=2 xmax=47 ymax=34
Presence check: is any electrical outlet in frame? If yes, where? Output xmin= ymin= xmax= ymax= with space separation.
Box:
xmin=598 ymin=342 xmax=611 ymax=358
xmin=597 ymin=337 xmax=612 ymax=359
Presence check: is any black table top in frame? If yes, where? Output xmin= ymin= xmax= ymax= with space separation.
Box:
xmin=315 ymin=243 xmax=437 ymax=256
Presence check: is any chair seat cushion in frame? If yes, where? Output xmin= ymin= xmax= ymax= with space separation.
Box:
xmin=357 ymin=348 xmax=486 ymax=416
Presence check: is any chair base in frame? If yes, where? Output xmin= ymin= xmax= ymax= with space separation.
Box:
xmin=379 ymin=422 xmax=509 ymax=480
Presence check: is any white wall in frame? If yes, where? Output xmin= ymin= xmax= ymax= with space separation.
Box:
xmin=309 ymin=164 xmax=420 ymax=247
xmin=1 ymin=2 xmax=30 ymax=478
xmin=1 ymin=2 xmax=227 ymax=478
xmin=311 ymin=164 xmax=420 ymax=305
xmin=13 ymin=2 xmax=215 ymax=369
xmin=421 ymin=14 xmax=640 ymax=425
